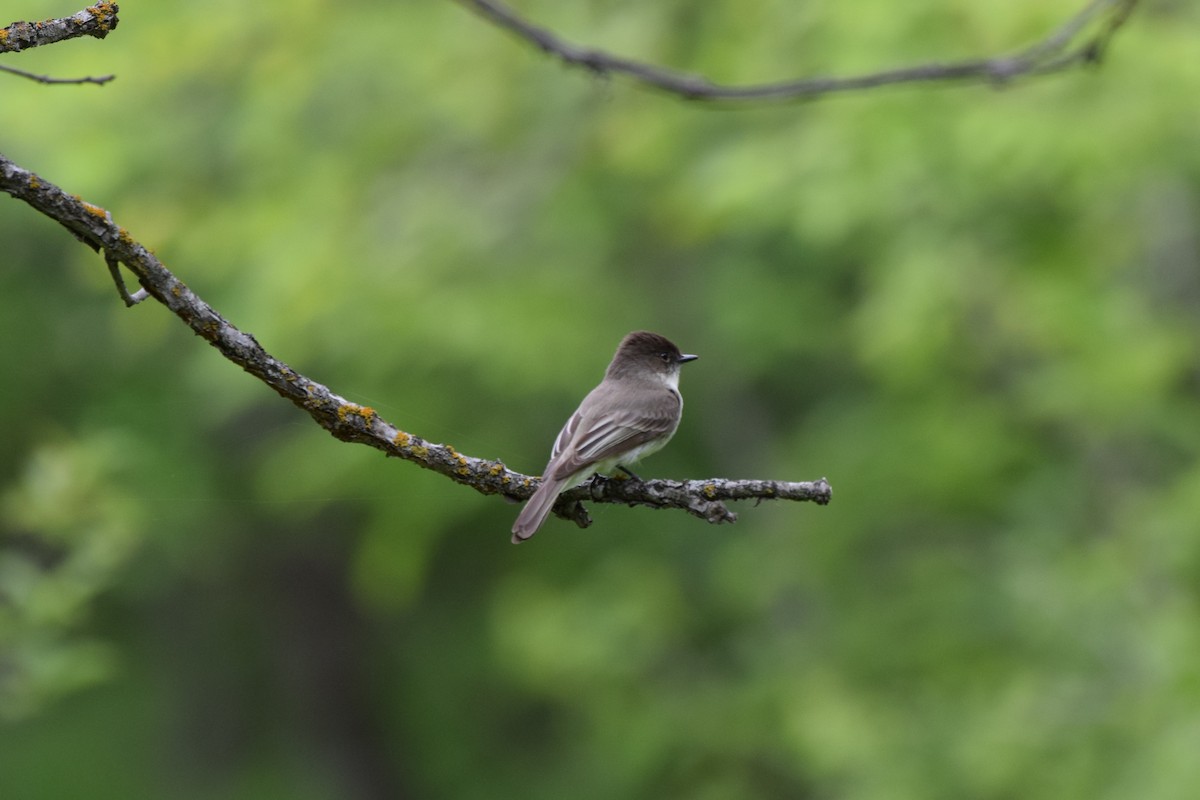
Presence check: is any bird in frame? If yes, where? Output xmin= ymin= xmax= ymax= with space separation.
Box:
xmin=512 ymin=331 xmax=698 ymax=543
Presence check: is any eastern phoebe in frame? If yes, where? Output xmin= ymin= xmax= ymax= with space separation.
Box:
xmin=512 ymin=331 xmax=698 ymax=543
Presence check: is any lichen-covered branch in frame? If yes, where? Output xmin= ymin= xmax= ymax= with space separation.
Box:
xmin=0 ymin=3 xmax=119 ymax=54
xmin=453 ymin=0 xmax=1140 ymax=102
xmin=0 ymin=153 xmax=832 ymax=529
xmin=574 ymin=475 xmax=832 ymax=527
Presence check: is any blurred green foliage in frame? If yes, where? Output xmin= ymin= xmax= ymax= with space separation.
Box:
xmin=2 ymin=0 xmax=1200 ymax=798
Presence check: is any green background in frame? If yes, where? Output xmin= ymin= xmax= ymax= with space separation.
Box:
xmin=3 ymin=1 xmax=1199 ymax=797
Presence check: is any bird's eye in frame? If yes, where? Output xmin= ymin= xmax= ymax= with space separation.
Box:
xmin=659 ymin=352 xmax=671 ymax=363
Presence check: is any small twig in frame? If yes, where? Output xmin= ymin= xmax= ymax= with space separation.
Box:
xmin=104 ymin=250 xmax=147 ymax=306
xmin=0 ymin=3 xmax=119 ymax=54
xmin=1015 ymin=0 xmax=1119 ymax=62
xmin=1089 ymin=0 xmax=1142 ymax=64
xmin=0 ymin=153 xmax=831 ymax=529
xmin=453 ymin=0 xmax=1140 ymax=102
xmin=0 ymin=63 xmax=114 ymax=85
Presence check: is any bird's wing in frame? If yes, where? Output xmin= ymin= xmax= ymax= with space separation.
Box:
xmin=550 ymin=408 xmax=581 ymax=464
xmin=549 ymin=391 xmax=681 ymax=481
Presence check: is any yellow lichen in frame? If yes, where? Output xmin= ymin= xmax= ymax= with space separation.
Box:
xmin=703 ymin=483 xmax=717 ymax=499
xmin=82 ymin=201 xmax=108 ymax=220
xmin=87 ymin=2 xmax=119 ymax=32
xmin=393 ymin=431 xmax=411 ymax=448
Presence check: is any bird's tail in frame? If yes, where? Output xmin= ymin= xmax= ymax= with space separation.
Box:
xmin=511 ymin=477 xmax=566 ymax=544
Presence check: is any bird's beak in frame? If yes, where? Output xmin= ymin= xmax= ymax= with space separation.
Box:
xmin=679 ymin=353 xmax=699 ymax=363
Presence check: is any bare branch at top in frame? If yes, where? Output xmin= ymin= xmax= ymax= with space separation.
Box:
xmin=453 ymin=0 xmax=1141 ymax=102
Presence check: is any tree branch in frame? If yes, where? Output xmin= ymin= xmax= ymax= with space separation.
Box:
xmin=0 ymin=2 xmax=119 ymax=54
xmin=453 ymin=0 xmax=1140 ymax=102
xmin=0 ymin=62 xmax=114 ymax=85
xmin=0 ymin=153 xmax=832 ymax=529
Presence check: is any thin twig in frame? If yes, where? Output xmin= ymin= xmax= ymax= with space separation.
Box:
xmin=0 ymin=153 xmax=832 ymax=529
xmin=0 ymin=63 xmax=114 ymax=85
xmin=453 ymin=0 xmax=1140 ymax=102
xmin=104 ymin=250 xmax=148 ymax=306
